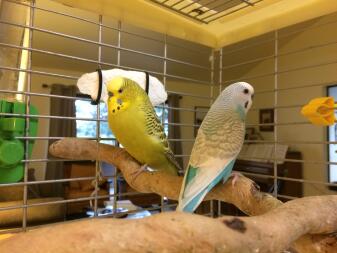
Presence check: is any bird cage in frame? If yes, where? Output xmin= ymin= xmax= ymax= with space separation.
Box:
xmin=0 ymin=0 xmax=336 ymax=251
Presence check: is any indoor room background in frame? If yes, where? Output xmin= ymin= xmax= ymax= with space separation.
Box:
xmin=0 ymin=0 xmax=336 ymax=231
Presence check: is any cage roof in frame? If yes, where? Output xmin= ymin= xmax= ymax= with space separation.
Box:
xmin=53 ymin=0 xmax=337 ymax=49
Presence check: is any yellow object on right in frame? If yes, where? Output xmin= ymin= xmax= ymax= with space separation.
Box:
xmin=301 ymin=97 xmax=337 ymax=126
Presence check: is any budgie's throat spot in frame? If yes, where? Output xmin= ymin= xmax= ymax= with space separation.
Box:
xmin=109 ymin=99 xmax=128 ymax=114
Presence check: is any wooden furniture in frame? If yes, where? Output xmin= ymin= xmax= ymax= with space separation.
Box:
xmin=63 ymin=162 xmax=109 ymax=215
xmin=234 ymin=151 xmax=303 ymax=198
xmin=197 ymin=151 xmax=303 ymax=216
xmin=118 ymin=178 xmax=162 ymax=208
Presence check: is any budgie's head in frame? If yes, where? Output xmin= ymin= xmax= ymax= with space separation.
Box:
xmin=221 ymin=82 xmax=254 ymax=115
xmin=106 ymin=77 xmax=142 ymax=115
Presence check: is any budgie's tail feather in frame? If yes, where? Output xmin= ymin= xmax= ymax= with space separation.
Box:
xmin=176 ymin=187 xmax=209 ymax=212
xmin=177 ymin=160 xmax=235 ymax=213
xmin=167 ymin=163 xmax=179 ymax=176
xmin=177 ymin=164 xmax=197 ymax=212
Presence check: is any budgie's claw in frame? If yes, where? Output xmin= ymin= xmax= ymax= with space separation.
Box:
xmin=229 ymin=172 xmax=240 ymax=188
xmin=131 ymin=164 xmax=148 ymax=182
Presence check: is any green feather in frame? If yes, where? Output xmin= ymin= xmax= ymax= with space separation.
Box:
xmin=186 ymin=165 xmax=197 ymax=184
xmin=182 ymin=165 xmax=198 ymax=195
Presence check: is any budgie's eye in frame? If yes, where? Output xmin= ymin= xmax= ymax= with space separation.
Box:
xmin=118 ymin=89 xmax=123 ymax=94
xmin=108 ymin=91 xmax=114 ymax=97
xmin=243 ymin=89 xmax=249 ymax=94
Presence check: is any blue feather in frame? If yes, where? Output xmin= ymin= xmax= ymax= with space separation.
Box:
xmin=236 ymin=105 xmax=246 ymax=121
xmin=182 ymin=159 xmax=236 ymax=212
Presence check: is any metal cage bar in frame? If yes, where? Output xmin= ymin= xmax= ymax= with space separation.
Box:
xmin=112 ymin=20 xmax=122 ymax=217
xmin=161 ymin=34 xmax=168 ymax=213
xmin=209 ymin=49 xmax=215 ymax=217
xmin=22 ymin=0 xmax=35 ymax=230
xmin=92 ymin=14 xmax=103 ymax=217
xmin=273 ymin=30 xmax=278 ymax=197
xmin=217 ymin=48 xmax=223 ymax=216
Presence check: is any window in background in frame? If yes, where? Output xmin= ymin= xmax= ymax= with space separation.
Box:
xmin=154 ymin=105 xmax=169 ymax=136
xmin=75 ymin=99 xmax=115 ymax=145
xmin=75 ymin=98 xmax=169 ymax=141
xmin=327 ymin=86 xmax=337 ymax=183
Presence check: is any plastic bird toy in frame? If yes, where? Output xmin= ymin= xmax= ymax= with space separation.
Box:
xmin=0 ymin=100 xmax=38 ymax=183
xmin=301 ymin=97 xmax=336 ymax=126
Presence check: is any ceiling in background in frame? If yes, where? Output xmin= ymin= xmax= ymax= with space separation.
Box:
xmin=149 ymin=0 xmax=263 ymax=24
xmin=53 ymin=0 xmax=337 ymax=48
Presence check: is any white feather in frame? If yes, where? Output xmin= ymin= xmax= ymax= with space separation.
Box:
xmin=77 ymin=68 xmax=167 ymax=106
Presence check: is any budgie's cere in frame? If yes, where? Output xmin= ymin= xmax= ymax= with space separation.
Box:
xmin=177 ymin=82 xmax=254 ymax=213
xmin=106 ymin=77 xmax=180 ymax=176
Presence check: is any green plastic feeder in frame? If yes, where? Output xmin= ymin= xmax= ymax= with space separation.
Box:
xmin=0 ymin=100 xmax=38 ymax=183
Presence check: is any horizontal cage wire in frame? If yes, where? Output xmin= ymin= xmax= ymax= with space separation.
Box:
xmin=0 ymin=0 xmax=336 ymax=233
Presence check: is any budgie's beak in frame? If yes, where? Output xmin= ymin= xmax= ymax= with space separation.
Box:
xmin=244 ymin=93 xmax=253 ymax=111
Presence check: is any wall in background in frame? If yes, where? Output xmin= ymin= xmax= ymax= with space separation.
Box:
xmin=222 ymin=12 xmax=337 ymax=196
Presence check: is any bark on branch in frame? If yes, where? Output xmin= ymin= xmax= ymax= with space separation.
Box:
xmin=0 ymin=196 xmax=336 ymax=253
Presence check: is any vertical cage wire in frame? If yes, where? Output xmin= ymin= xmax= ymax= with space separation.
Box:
xmin=273 ymin=30 xmax=278 ymax=197
xmin=93 ymin=14 xmax=103 ymax=217
xmin=209 ymin=49 xmax=215 ymax=217
xmin=113 ymin=20 xmax=122 ymax=216
xmin=161 ymin=34 xmax=168 ymax=213
xmin=22 ymin=0 xmax=35 ymax=230
xmin=217 ymin=48 xmax=223 ymax=216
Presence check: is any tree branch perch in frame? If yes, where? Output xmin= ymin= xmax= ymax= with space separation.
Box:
xmin=0 ymin=196 xmax=336 ymax=253
xmin=48 ymin=138 xmax=281 ymax=216
xmin=1 ymin=138 xmax=335 ymax=253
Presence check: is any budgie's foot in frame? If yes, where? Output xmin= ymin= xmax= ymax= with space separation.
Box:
xmin=131 ymin=164 xmax=149 ymax=182
xmin=229 ymin=172 xmax=240 ymax=188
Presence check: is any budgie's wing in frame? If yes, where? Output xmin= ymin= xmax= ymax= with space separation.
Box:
xmin=177 ymin=129 xmax=237 ymax=212
xmin=142 ymin=103 xmax=181 ymax=173
xmin=164 ymin=148 xmax=182 ymax=172
xmin=177 ymin=157 xmax=235 ymax=212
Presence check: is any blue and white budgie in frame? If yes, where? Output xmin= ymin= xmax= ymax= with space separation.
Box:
xmin=176 ymin=82 xmax=254 ymax=213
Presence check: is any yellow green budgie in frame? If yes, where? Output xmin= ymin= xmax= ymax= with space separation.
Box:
xmin=106 ymin=76 xmax=180 ymax=176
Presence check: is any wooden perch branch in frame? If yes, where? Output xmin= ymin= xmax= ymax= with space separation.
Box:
xmin=0 ymin=196 xmax=336 ymax=253
xmin=8 ymin=138 xmax=329 ymax=253
xmin=49 ymin=138 xmax=281 ymax=216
